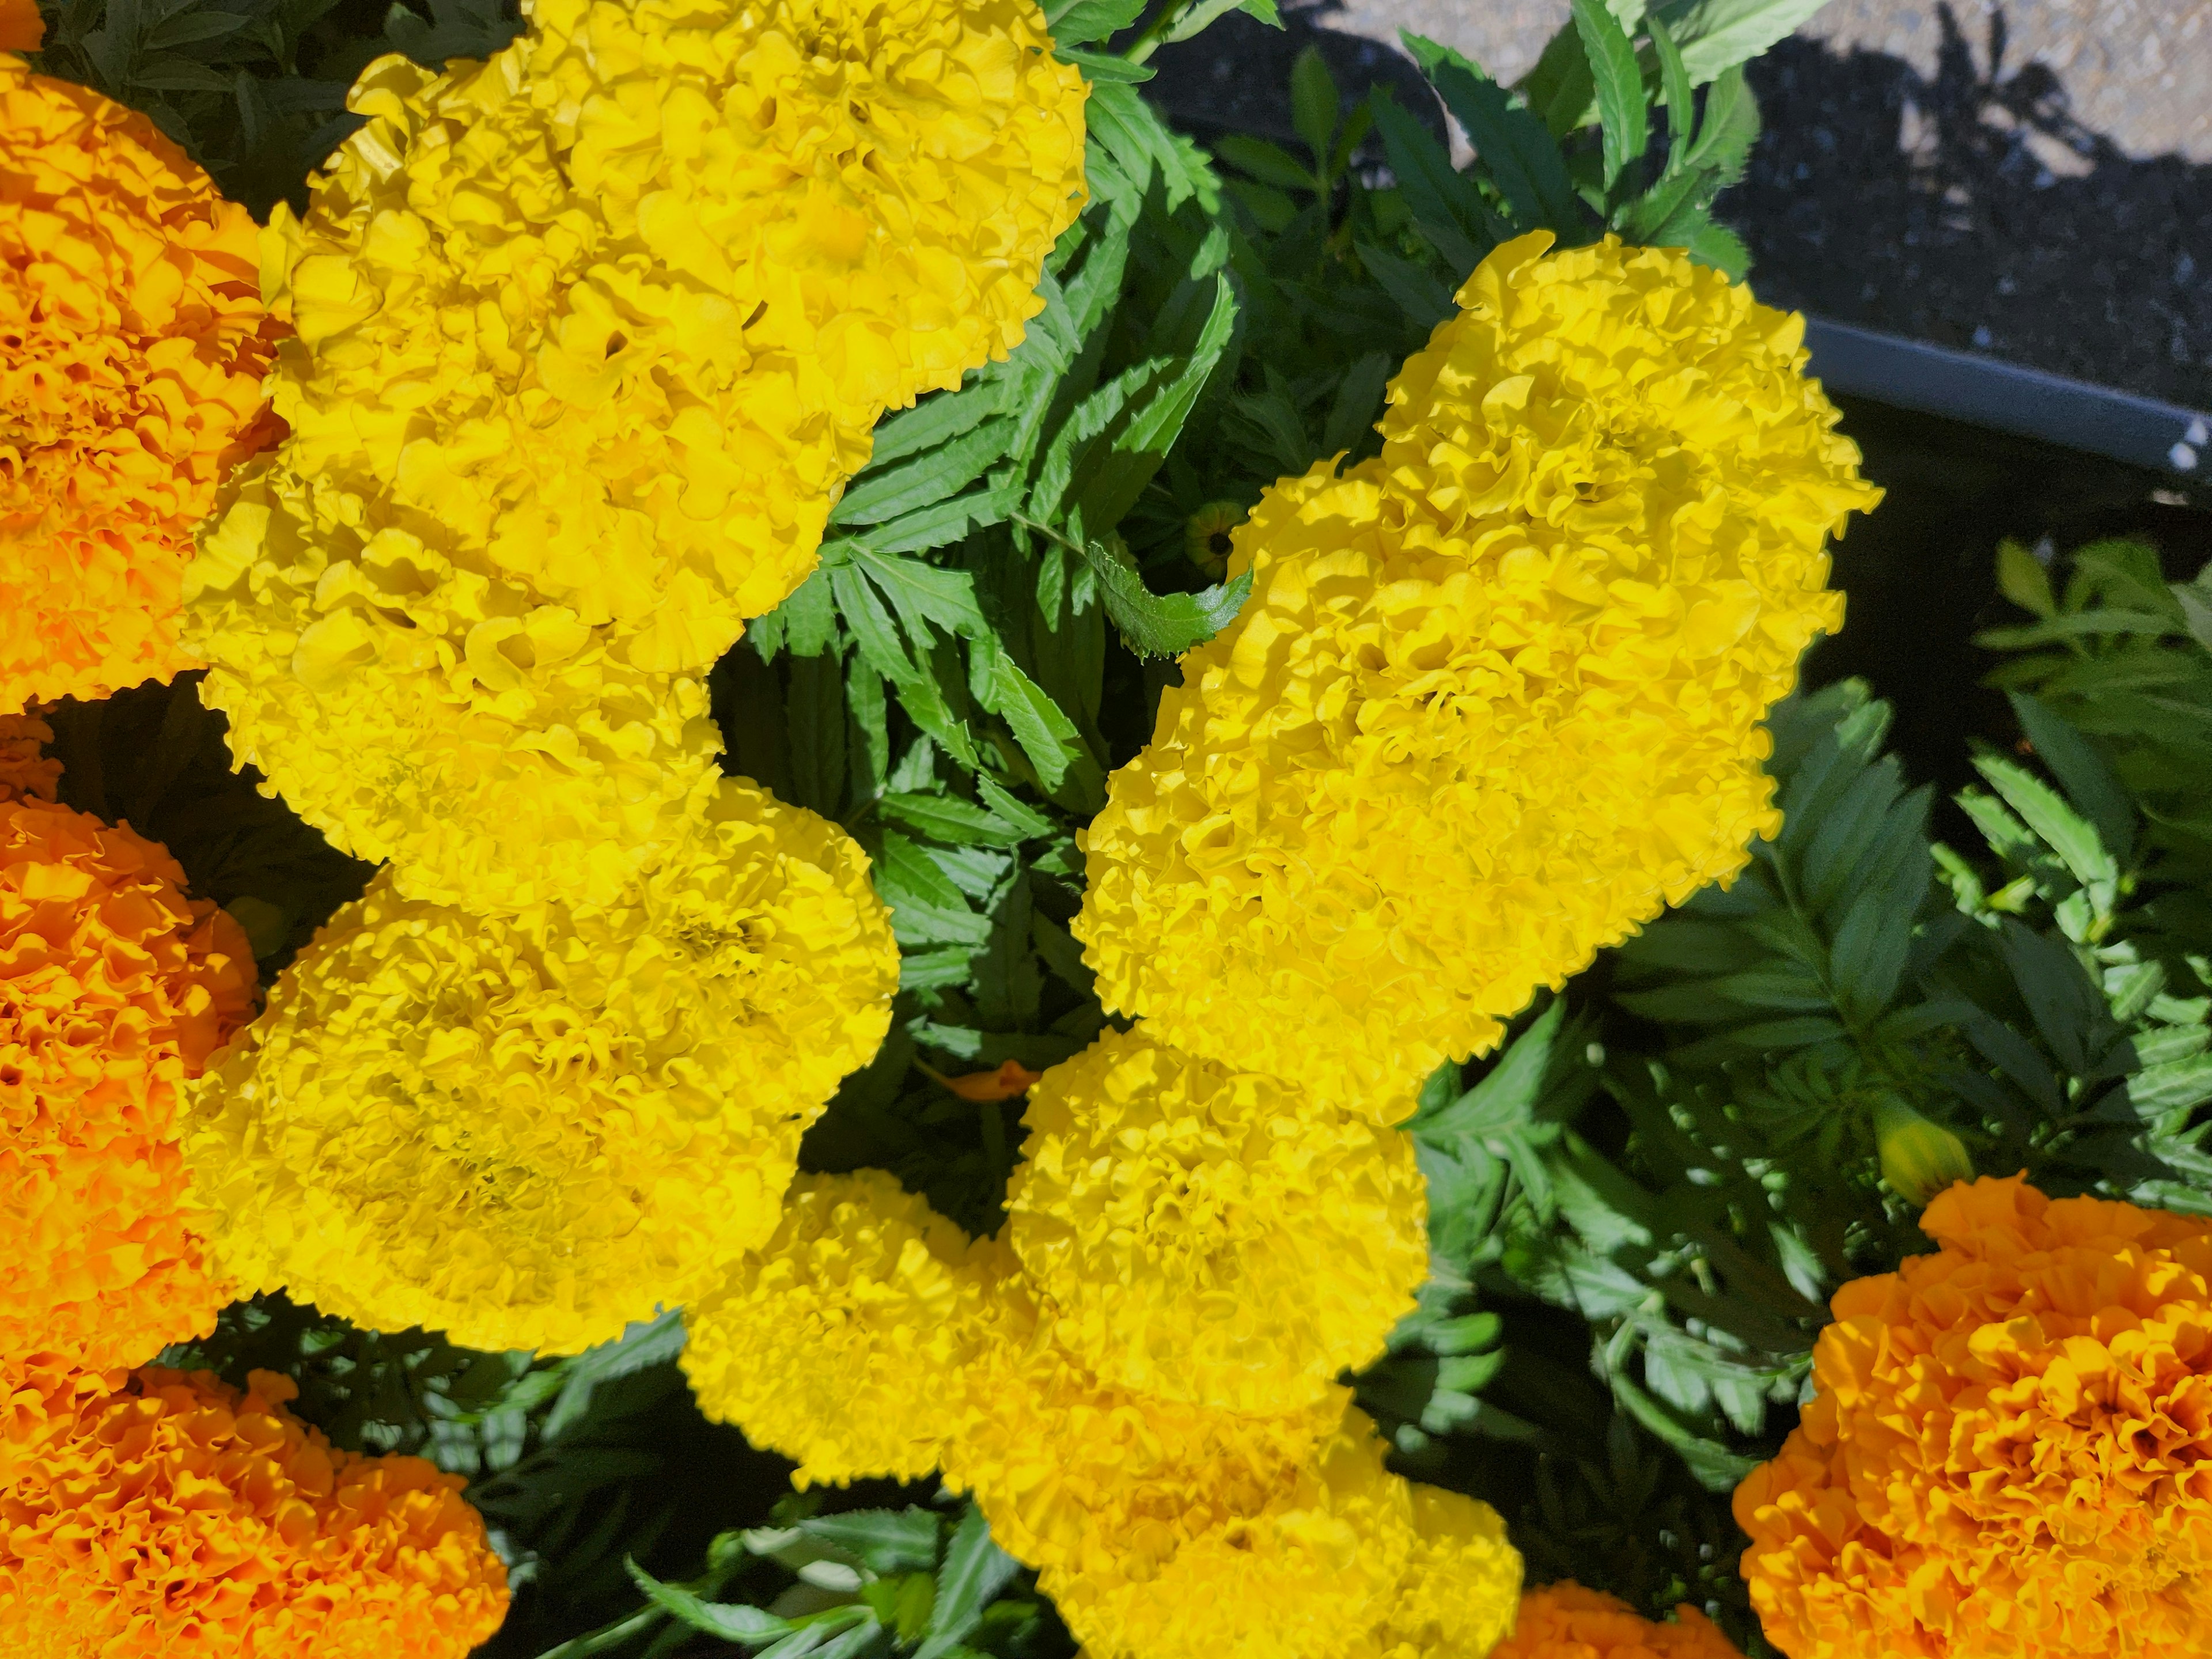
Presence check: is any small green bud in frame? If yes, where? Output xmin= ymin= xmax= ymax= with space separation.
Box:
xmin=1872 ymin=1096 xmax=1974 ymax=1207
xmin=222 ymin=895 xmax=292 ymax=962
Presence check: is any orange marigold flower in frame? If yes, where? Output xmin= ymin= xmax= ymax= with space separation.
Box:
xmin=0 ymin=710 xmax=59 ymax=801
xmin=1734 ymin=1175 xmax=2212 ymax=1659
xmin=0 ymin=1355 xmax=510 ymax=1656
xmin=1490 ymin=1582 xmax=1744 ymax=1659
xmin=0 ymin=56 xmax=283 ymax=714
xmin=0 ymin=4 xmax=39 ymax=54
xmin=1 ymin=790 xmax=255 ymax=1368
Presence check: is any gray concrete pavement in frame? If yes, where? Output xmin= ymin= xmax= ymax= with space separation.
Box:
xmin=1315 ymin=0 xmax=2212 ymax=161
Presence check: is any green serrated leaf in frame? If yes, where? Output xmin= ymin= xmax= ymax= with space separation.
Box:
xmin=1654 ymin=0 xmax=1831 ymax=85
xmin=1075 ymin=533 xmax=1251 ymax=658
xmin=1289 ymin=43 xmax=1338 ymax=164
xmin=1571 ymin=0 xmax=1647 ymax=191
xmin=914 ymin=1509 xmax=1020 ymax=1659
xmin=1369 ymin=90 xmax=1492 ymax=276
xmin=1405 ymin=32 xmax=1590 ymax=236
xmin=1044 ymin=0 xmax=1145 ymax=44
xmin=626 ymin=1562 xmax=793 ymax=1642
xmin=877 ymin=792 xmax=1031 ymax=849
xmin=796 ymin=1510 xmax=942 ymax=1577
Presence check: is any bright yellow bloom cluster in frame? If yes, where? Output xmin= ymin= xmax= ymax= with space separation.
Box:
xmin=682 ymin=1171 xmax=1012 ymax=1487
xmin=185 ymin=459 xmax=727 ymax=913
xmin=1075 ymin=231 xmax=1880 ymax=1116
xmin=1491 ymin=1582 xmax=1746 ymax=1659
xmin=1359 ymin=1484 xmax=1527 ymax=1659
xmin=186 ymin=0 xmax=1086 ymax=911
xmin=1734 ymin=1175 xmax=2212 ymax=1659
xmin=1005 ymin=1024 xmax=1428 ymax=1413
xmin=1 ymin=55 xmax=283 ymax=715
xmin=182 ymin=778 xmax=898 ymax=1355
xmin=0 ymin=1355 xmax=509 ymax=1657
xmin=2 ymin=776 xmax=256 ymax=1370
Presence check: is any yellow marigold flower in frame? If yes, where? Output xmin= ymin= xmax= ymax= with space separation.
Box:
xmin=1359 ymin=1484 xmax=1525 ymax=1659
xmin=190 ymin=0 xmax=1084 ymax=906
xmin=1075 ymin=231 xmax=1880 ymax=1115
xmin=942 ymin=1292 xmax=1347 ymax=1585
xmin=1033 ymin=1404 xmax=1428 ymax=1659
xmin=1005 ymin=1024 xmax=1428 ymax=1412
xmin=0 ymin=1355 xmax=509 ymax=1656
xmin=184 ymin=456 xmax=724 ymax=913
xmin=1 ymin=791 xmax=256 ymax=1369
xmin=1734 ymin=1175 xmax=2212 ymax=1659
xmin=182 ymin=778 xmax=898 ymax=1354
xmin=0 ymin=710 xmax=59 ymax=801
xmin=1 ymin=56 xmax=282 ymax=715
xmin=1490 ymin=1582 xmax=1745 ymax=1659
xmin=682 ymin=1171 xmax=1007 ymax=1487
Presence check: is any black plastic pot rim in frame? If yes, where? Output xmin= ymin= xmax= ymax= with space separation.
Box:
xmin=1802 ymin=316 xmax=2210 ymax=485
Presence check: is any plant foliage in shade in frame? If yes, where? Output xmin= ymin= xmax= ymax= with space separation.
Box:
xmin=25 ymin=0 xmax=520 ymax=215
xmin=41 ymin=673 xmax=374 ymax=968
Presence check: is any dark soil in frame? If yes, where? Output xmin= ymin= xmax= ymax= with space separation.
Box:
xmin=1143 ymin=1 xmax=2212 ymax=411
xmin=1730 ymin=14 xmax=2212 ymax=412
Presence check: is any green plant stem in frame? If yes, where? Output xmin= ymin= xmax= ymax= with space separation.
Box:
xmin=1122 ymin=0 xmax=1191 ymax=64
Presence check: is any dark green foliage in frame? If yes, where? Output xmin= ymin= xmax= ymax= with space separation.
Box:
xmin=43 ymin=672 xmax=373 ymax=969
xmin=28 ymin=0 xmax=520 ymax=216
xmin=577 ymin=1502 xmax=1070 ymax=1659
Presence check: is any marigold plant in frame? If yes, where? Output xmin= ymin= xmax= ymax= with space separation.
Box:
xmin=682 ymin=1171 xmax=1007 ymax=1487
xmin=1492 ymin=1582 xmax=1746 ymax=1659
xmin=0 ymin=1355 xmax=509 ymax=1657
xmin=1005 ymin=1024 xmax=1429 ymax=1412
xmin=182 ymin=779 xmax=898 ymax=1354
xmin=1 ymin=55 xmax=282 ymax=715
xmin=1734 ymin=1175 xmax=2212 ymax=1659
xmin=188 ymin=0 xmax=1085 ymax=908
xmin=1 ymin=786 xmax=255 ymax=1369
xmin=1075 ymin=230 xmax=1881 ymax=1115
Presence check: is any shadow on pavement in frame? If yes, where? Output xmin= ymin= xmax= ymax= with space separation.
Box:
xmin=1144 ymin=1 xmax=2210 ymax=410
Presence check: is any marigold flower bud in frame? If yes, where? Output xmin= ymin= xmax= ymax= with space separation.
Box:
xmin=0 ymin=1355 xmax=510 ymax=1657
xmin=1734 ymin=1175 xmax=2212 ymax=1659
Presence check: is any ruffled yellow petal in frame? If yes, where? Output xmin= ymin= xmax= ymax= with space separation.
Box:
xmin=682 ymin=1171 xmax=1009 ymax=1486
xmin=181 ymin=777 xmax=897 ymax=1354
xmin=1006 ymin=1024 xmax=1427 ymax=1413
xmin=1075 ymin=232 xmax=1880 ymax=1116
